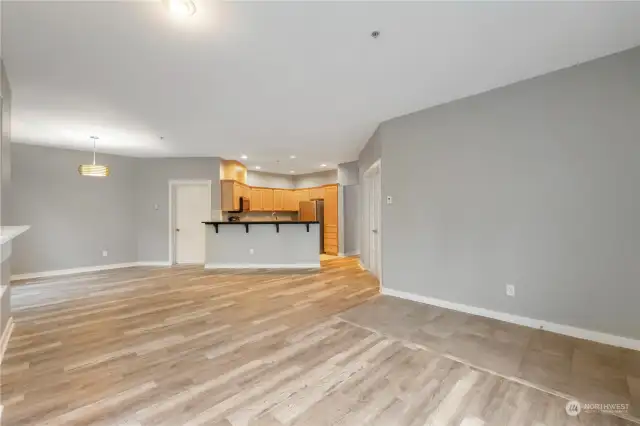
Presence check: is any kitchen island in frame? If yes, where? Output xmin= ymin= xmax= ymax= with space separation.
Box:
xmin=203 ymin=221 xmax=320 ymax=269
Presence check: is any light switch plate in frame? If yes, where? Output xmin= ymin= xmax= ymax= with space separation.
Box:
xmin=386 ymin=196 xmax=393 ymax=205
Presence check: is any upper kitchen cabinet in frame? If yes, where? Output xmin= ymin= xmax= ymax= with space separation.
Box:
xmin=220 ymin=159 xmax=247 ymax=183
xmin=261 ymin=188 xmax=274 ymax=211
xmin=250 ymin=187 xmax=263 ymax=211
xmin=273 ymin=189 xmax=285 ymax=211
xmin=283 ymin=190 xmax=297 ymax=211
xmin=296 ymin=189 xmax=310 ymax=204
xmin=221 ymin=179 xmax=249 ymax=211
xmin=309 ymin=187 xmax=325 ymax=200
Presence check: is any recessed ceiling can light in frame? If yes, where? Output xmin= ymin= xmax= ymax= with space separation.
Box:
xmin=290 ymin=155 xmax=296 ymax=159
xmin=241 ymin=155 xmax=248 ymax=160
xmin=255 ymin=166 xmax=261 ymax=170
xmin=165 ymin=0 xmax=196 ymax=18
xmin=290 ymin=170 xmax=295 ymax=174
xmin=371 ymin=30 xmax=380 ymax=39
xmin=320 ymin=164 xmax=327 ymax=168
xmin=78 ymin=136 xmax=109 ymax=177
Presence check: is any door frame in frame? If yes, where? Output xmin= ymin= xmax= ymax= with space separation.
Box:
xmin=363 ymin=159 xmax=382 ymax=284
xmin=168 ymin=180 xmax=212 ymax=265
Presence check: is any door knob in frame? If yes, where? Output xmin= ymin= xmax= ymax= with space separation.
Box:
xmin=176 ymin=228 xmax=180 ymax=232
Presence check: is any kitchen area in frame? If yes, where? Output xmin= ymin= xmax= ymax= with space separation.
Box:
xmin=203 ymin=160 xmax=339 ymax=269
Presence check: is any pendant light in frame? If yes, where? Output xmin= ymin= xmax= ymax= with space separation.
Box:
xmin=78 ymin=136 xmax=110 ymax=177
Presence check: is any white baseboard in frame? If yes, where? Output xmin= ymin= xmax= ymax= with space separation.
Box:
xmin=11 ymin=262 xmax=141 ymax=281
xmin=205 ymin=263 xmax=320 ymax=270
xmin=137 ymin=261 xmax=172 ymax=267
xmin=382 ymin=287 xmax=640 ymax=351
xmin=0 ymin=317 xmax=15 ymax=365
xmin=344 ymin=251 xmax=360 ymax=257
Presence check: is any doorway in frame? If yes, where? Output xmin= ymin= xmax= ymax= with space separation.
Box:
xmin=169 ymin=181 xmax=211 ymax=265
xmin=363 ymin=160 xmax=382 ymax=281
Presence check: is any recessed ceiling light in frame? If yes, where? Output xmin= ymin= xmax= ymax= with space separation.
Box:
xmin=320 ymin=164 xmax=327 ymax=168
xmin=165 ymin=0 xmax=196 ymax=18
xmin=240 ymin=155 xmax=248 ymax=160
xmin=290 ymin=170 xmax=295 ymax=174
xmin=255 ymin=166 xmax=261 ymax=170
xmin=290 ymin=155 xmax=296 ymax=159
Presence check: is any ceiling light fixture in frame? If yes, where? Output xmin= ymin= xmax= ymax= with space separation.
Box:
xmin=78 ymin=136 xmax=109 ymax=177
xmin=290 ymin=170 xmax=295 ymax=174
xmin=290 ymin=155 xmax=296 ymax=159
xmin=255 ymin=166 xmax=261 ymax=170
xmin=241 ymin=155 xmax=248 ymax=160
xmin=320 ymin=164 xmax=327 ymax=168
xmin=164 ymin=0 xmax=196 ymax=18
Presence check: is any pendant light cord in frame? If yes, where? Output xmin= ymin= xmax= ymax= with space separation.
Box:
xmin=91 ymin=136 xmax=98 ymax=165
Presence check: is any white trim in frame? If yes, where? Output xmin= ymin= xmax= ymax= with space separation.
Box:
xmin=137 ymin=261 xmax=172 ymax=267
xmin=1 ymin=240 xmax=11 ymax=263
xmin=345 ymin=250 xmax=360 ymax=257
xmin=0 ymin=317 xmax=15 ymax=365
xmin=205 ymin=263 xmax=320 ymax=270
xmin=382 ymin=287 xmax=640 ymax=351
xmin=11 ymin=262 xmax=140 ymax=281
xmin=168 ymin=179 xmax=213 ymax=266
xmin=0 ymin=225 xmax=30 ymax=246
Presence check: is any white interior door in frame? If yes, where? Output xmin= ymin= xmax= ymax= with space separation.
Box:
xmin=367 ymin=163 xmax=382 ymax=280
xmin=363 ymin=164 xmax=382 ymax=279
xmin=175 ymin=184 xmax=210 ymax=264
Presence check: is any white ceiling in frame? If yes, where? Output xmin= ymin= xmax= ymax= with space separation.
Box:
xmin=4 ymin=1 xmax=640 ymax=175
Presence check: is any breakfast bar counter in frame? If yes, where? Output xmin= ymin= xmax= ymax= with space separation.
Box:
xmin=202 ymin=221 xmax=320 ymax=269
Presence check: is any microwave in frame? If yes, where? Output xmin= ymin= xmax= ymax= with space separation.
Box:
xmin=230 ymin=196 xmax=250 ymax=213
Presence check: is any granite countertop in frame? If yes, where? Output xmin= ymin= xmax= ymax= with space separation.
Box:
xmin=202 ymin=221 xmax=319 ymax=225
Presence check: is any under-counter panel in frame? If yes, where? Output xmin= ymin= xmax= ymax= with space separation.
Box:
xmin=204 ymin=222 xmax=320 ymax=269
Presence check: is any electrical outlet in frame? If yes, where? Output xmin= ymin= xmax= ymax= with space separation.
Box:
xmin=153 ymin=204 xmax=159 ymax=211
xmin=506 ymin=284 xmax=515 ymax=297
xmin=102 ymin=250 xmax=108 ymax=257
xmin=386 ymin=196 xmax=393 ymax=205
xmin=249 ymin=248 xmax=254 ymax=255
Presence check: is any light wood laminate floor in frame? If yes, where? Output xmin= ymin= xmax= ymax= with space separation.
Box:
xmin=1 ymin=257 xmax=636 ymax=425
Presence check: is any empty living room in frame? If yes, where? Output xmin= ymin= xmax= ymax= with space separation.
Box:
xmin=1 ymin=1 xmax=640 ymax=425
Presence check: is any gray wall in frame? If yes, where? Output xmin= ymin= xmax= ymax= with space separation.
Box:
xmin=246 ymin=171 xmax=294 ymax=188
xmin=9 ymin=144 xmax=138 ymax=274
xmin=293 ymin=170 xmax=338 ymax=188
xmin=343 ymin=184 xmax=360 ymax=255
xmin=135 ymin=157 xmax=221 ymax=263
xmin=376 ymin=46 xmax=640 ymax=339
xmin=338 ymin=161 xmax=359 ymax=186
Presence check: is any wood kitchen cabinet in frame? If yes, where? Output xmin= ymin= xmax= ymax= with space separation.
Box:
xmin=273 ymin=189 xmax=285 ymax=211
xmin=309 ymin=187 xmax=325 ymax=200
xmin=250 ymin=187 xmax=263 ymax=211
xmin=296 ymin=189 xmax=310 ymax=204
xmin=261 ymin=188 xmax=274 ymax=211
xmin=283 ymin=190 xmax=297 ymax=211
xmin=323 ymin=184 xmax=339 ymax=255
xmin=222 ymin=181 xmax=339 ymax=253
xmin=221 ymin=179 xmax=249 ymax=211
